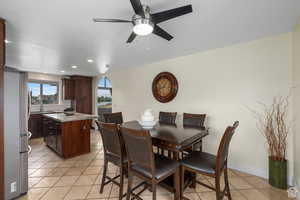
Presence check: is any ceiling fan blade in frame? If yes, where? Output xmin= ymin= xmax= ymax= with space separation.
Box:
xmin=130 ymin=0 xmax=145 ymax=17
xmin=127 ymin=32 xmax=137 ymax=43
xmin=151 ymin=5 xmax=193 ymax=24
xmin=153 ymin=25 xmax=173 ymax=41
xmin=93 ymin=18 xmax=132 ymax=23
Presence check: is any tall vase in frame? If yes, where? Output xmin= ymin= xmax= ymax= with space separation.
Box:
xmin=269 ymin=157 xmax=287 ymax=189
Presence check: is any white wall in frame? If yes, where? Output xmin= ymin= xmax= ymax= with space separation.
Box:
xmin=109 ymin=33 xmax=294 ymax=180
xmin=28 ymin=72 xmax=71 ymax=112
xmin=293 ymin=20 xmax=300 ymax=198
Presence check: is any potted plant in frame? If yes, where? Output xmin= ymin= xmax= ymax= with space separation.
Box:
xmin=251 ymin=96 xmax=290 ymax=189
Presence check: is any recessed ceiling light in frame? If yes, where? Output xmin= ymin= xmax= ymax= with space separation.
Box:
xmin=71 ymin=65 xmax=78 ymax=69
xmin=87 ymin=59 xmax=94 ymax=63
xmin=60 ymin=70 xmax=65 ymax=73
xmin=4 ymin=39 xmax=11 ymax=44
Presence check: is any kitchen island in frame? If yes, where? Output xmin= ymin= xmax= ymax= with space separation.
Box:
xmin=42 ymin=113 xmax=98 ymax=158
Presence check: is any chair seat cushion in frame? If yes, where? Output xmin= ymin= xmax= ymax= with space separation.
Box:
xmin=106 ymin=152 xmax=128 ymax=165
xmin=131 ymin=154 xmax=179 ymax=180
xmin=181 ymin=152 xmax=216 ymax=174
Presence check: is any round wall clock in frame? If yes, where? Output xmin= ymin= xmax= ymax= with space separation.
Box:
xmin=152 ymin=72 xmax=178 ymax=103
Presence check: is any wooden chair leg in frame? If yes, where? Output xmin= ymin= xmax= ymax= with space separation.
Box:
xmin=152 ymin=183 xmax=157 ymax=200
xmin=119 ymin=165 xmax=124 ymax=200
xmin=215 ymin=176 xmax=221 ymax=200
xmin=100 ymin=159 xmax=108 ymax=193
xmin=126 ymin=172 xmax=133 ymax=200
xmin=180 ymin=166 xmax=185 ymax=199
xmin=224 ymin=168 xmax=232 ymax=200
xmin=174 ymin=168 xmax=180 ymax=200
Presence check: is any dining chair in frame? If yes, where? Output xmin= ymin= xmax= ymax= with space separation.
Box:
xmin=103 ymin=112 xmax=123 ymax=124
xmin=158 ymin=111 xmax=177 ymax=156
xmin=159 ymin=111 xmax=177 ymax=124
xmin=120 ymin=126 xmax=180 ymax=200
xmin=95 ymin=121 xmax=127 ymax=200
xmin=183 ymin=113 xmax=206 ymax=152
xmin=180 ymin=121 xmax=239 ymax=200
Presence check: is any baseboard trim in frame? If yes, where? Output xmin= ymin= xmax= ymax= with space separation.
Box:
xmin=228 ymin=164 xmax=293 ymax=186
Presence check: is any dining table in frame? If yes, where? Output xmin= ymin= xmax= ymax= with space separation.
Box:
xmin=121 ymin=120 xmax=209 ymax=198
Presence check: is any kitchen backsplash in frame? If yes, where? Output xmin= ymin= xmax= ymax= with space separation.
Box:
xmin=30 ymin=100 xmax=72 ymax=112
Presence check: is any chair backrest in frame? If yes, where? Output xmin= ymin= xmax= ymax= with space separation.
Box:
xmin=120 ymin=127 xmax=155 ymax=174
xmin=183 ymin=113 xmax=206 ymax=128
xmin=96 ymin=121 xmax=124 ymax=159
xmin=159 ymin=111 xmax=177 ymax=124
xmin=216 ymin=121 xmax=239 ymax=172
xmin=103 ymin=112 xmax=123 ymax=124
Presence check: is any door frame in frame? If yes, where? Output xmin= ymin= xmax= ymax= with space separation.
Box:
xmin=0 ymin=18 xmax=6 ymax=200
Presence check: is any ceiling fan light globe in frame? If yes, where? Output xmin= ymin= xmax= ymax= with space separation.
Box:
xmin=133 ymin=23 xmax=153 ymax=36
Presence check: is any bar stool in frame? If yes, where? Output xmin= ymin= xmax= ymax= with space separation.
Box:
xmin=96 ymin=121 xmax=127 ymax=200
xmin=180 ymin=121 xmax=239 ymax=200
xmin=183 ymin=113 xmax=206 ymax=152
xmin=120 ymin=126 xmax=181 ymax=200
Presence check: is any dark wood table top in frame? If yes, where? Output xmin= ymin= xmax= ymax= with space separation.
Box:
xmin=122 ymin=121 xmax=209 ymax=151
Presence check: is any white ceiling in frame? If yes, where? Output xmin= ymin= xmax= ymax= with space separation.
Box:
xmin=1 ymin=0 xmax=300 ymax=76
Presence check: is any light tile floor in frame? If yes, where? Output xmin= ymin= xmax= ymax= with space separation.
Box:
xmin=17 ymin=130 xmax=293 ymax=200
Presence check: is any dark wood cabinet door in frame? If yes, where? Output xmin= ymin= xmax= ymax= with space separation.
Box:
xmin=63 ymin=79 xmax=75 ymax=100
xmin=28 ymin=114 xmax=43 ymax=138
xmin=73 ymin=76 xmax=92 ymax=114
xmin=62 ymin=120 xmax=91 ymax=158
xmin=62 ymin=121 xmax=82 ymax=157
xmin=80 ymin=120 xmax=91 ymax=153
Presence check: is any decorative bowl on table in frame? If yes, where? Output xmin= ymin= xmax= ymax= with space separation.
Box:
xmin=138 ymin=109 xmax=157 ymax=129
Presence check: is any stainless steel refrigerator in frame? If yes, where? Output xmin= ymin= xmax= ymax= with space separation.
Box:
xmin=4 ymin=70 xmax=29 ymax=200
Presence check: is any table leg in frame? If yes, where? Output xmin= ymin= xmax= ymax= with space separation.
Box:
xmin=173 ymin=152 xmax=181 ymax=200
xmin=174 ymin=167 xmax=180 ymax=200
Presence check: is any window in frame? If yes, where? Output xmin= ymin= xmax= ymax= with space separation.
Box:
xmin=28 ymin=81 xmax=59 ymax=105
xmin=98 ymin=77 xmax=112 ymax=107
xmin=97 ymin=77 xmax=112 ymax=120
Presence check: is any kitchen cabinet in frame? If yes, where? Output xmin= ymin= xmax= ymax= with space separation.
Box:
xmin=28 ymin=114 xmax=43 ymax=139
xmin=43 ymin=114 xmax=93 ymax=158
xmin=62 ymin=79 xmax=75 ymax=100
xmin=62 ymin=76 xmax=92 ymax=114
xmin=73 ymin=76 xmax=93 ymax=114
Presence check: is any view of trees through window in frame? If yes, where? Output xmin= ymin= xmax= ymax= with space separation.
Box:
xmin=28 ymin=81 xmax=59 ymax=105
xmin=98 ymin=77 xmax=112 ymax=120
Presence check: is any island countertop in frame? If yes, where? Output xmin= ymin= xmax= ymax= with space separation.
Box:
xmin=42 ymin=112 xmax=98 ymax=122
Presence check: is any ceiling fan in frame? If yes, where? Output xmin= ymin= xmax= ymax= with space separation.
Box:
xmin=93 ymin=0 xmax=193 ymax=43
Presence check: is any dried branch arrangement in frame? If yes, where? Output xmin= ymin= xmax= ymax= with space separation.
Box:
xmin=251 ymin=96 xmax=290 ymax=161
